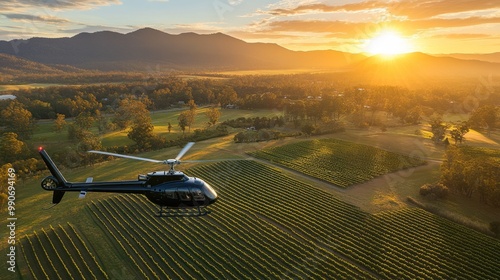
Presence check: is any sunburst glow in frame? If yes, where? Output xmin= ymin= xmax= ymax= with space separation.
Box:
xmin=365 ymin=31 xmax=412 ymax=56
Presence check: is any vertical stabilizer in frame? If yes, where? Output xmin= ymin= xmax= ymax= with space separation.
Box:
xmin=52 ymin=191 xmax=65 ymax=204
xmin=39 ymin=148 xmax=68 ymax=185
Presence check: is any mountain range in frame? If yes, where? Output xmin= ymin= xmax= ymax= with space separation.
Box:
xmin=0 ymin=27 xmax=499 ymax=77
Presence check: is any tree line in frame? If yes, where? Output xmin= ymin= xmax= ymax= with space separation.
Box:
xmin=440 ymin=146 xmax=500 ymax=207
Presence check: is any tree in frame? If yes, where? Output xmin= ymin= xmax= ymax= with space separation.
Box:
xmin=301 ymin=123 xmax=315 ymax=136
xmin=217 ymin=86 xmax=238 ymax=108
xmin=0 ymin=100 xmax=35 ymax=139
xmin=128 ymin=117 xmax=155 ymax=150
xmin=113 ymin=97 xmax=150 ymax=130
xmin=187 ymin=99 xmax=197 ymax=111
xmin=73 ymin=92 xmax=102 ymax=116
xmin=404 ymin=106 xmax=423 ymax=125
xmin=57 ymin=92 xmax=102 ymax=117
xmin=117 ymin=97 xmax=160 ymax=150
xmin=97 ymin=114 xmax=115 ymax=134
xmin=234 ymin=132 xmax=246 ymax=143
xmin=450 ymin=121 xmax=469 ymax=145
xmin=206 ymin=107 xmax=221 ymax=127
xmin=151 ymin=88 xmax=172 ymax=109
xmin=186 ymin=100 xmax=197 ymax=132
xmin=75 ymin=130 xmax=103 ymax=165
xmin=67 ymin=112 xmax=96 ymax=143
xmin=75 ymin=112 xmax=95 ymax=131
xmin=440 ymin=146 xmax=500 ymax=205
xmin=306 ymin=102 xmax=323 ymax=125
xmin=178 ymin=112 xmax=189 ymax=135
xmin=177 ymin=108 xmax=196 ymax=134
xmin=0 ymin=132 xmax=27 ymax=164
xmin=53 ymin=113 xmax=67 ymax=133
xmin=28 ymin=99 xmax=53 ymax=119
xmin=469 ymin=105 xmax=498 ymax=135
xmin=429 ymin=114 xmax=449 ymax=144
xmin=285 ymin=101 xmax=306 ymax=122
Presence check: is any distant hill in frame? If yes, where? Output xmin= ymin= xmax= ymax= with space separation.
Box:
xmin=438 ymin=52 xmax=500 ymax=64
xmin=0 ymin=53 xmax=85 ymax=76
xmin=0 ymin=28 xmax=364 ymax=71
xmin=1 ymin=28 xmax=499 ymax=77
xmin=354 ymin=52 xmax=500 ymax=85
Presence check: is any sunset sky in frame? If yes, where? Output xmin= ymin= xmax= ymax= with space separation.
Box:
xmin=0 ymin=0 xmax=499 ymax=54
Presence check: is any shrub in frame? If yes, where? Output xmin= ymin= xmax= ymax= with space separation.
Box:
xmin=419 ymin=184 xmax=432 ymax=196
xmin=420 ymin=183 xmax=449 ymax=199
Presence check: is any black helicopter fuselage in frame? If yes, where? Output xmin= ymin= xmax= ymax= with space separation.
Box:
xmin=39 ymin=148 xmax=218 ymax=208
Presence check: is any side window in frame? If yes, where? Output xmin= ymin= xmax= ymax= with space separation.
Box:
xmin=177 ymin=187 xmax=191 ymax=201
xmin=191 ymin=187 xmax=205 ymax=201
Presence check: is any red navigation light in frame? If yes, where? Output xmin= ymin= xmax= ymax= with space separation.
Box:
xmin=39 ymin=146 xmax=43 ymax=151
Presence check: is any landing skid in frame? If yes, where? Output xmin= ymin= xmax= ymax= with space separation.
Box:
xmin=156 ymin=206 xmax=211 ymax=217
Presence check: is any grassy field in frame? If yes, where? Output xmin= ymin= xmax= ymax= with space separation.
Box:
xmin=28 ymin=107 xmax=283 ymax=150
xmin=0 ymin=84 xmax=64 ymax=92
xmin=8 ymin=160 xmax=500 ymax=279
xmin=214 ymin=68 xmax=330 ymax=76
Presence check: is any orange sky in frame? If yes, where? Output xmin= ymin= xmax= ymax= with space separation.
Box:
xmin=0 ymin=0 xmax=499 ymax=54
xmin=232 ymin=1 xmax=500 ymax=54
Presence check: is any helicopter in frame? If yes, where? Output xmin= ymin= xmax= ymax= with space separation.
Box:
xmin=39 ymin=142 xmax=218 ymax=217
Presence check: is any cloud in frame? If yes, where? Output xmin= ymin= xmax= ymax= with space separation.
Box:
xmin=58 ymin=25 xmax=133 ymax=35
xmin=398 ymin=17 xmax=500 ymax=31
xmin=429 ymin=33 xmax=494 ymax=39
xmin=164 ymin=23 xmax=222 ymax=34
xmin=2 ymin=13 xmax=69 ymax=24
xmin=263 ymin=0 xmax=500 ymax=19
xmin=253 ymin=16 xmax=500 ymax=38
xmin=0 ymin=0 xmax=121 ymax=12
xmin=228 ymin=30 xmax=301 ymax=40
xmin=262 ymin=20 xmax=365 ymax=35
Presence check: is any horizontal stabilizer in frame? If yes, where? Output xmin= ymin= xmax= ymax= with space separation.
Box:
xmin=79 ymin=177 xmax=92 ymax=198
xmin=79 ymin=191 xmax=87 ymax=199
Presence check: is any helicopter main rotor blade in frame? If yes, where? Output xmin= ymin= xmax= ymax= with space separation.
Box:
xmin=175 ymin=142 xmax=195 ymax=161
xmin=182 ymin=159 xmax=243 ymax=163
xmin=88 ymin=150 xmax=163 ymax=163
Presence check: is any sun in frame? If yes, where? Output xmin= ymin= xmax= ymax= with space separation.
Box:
xmin=365 ymin=31 xmax=412 ymax=56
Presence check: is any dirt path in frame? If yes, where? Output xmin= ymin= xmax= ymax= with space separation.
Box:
xmin=250 ymin=154 xmax=441 ymax=213
xmin=340 ymin=161 xmax=441 ymax=213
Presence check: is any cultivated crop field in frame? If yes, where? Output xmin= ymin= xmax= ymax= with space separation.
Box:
xmin=18 ymin=161 xmax=500 ymax=279
xmin=250 ymin=138 xmax=427 ymax=188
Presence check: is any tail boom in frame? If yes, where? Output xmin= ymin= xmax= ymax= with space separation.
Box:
xmin=39 ymin=148 xmax=147 ymax=204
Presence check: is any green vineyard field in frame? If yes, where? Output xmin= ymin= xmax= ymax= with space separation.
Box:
xmin=20 ymin=161 xmax=500 ymax=279
xmin=250 ymin=138 xmax=427 ymax=187
xmin=20 ymin=224 xmax=108 ymax=279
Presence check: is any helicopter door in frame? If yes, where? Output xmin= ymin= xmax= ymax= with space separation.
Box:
xmin=177 ymin=186 xmax=191 ymax=201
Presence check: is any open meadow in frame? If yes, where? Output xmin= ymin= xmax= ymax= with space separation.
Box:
xmin=0 ymin=84 xmax=63 ymax=92
xmin=28 ymin=107 xmax=283 ymax=151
